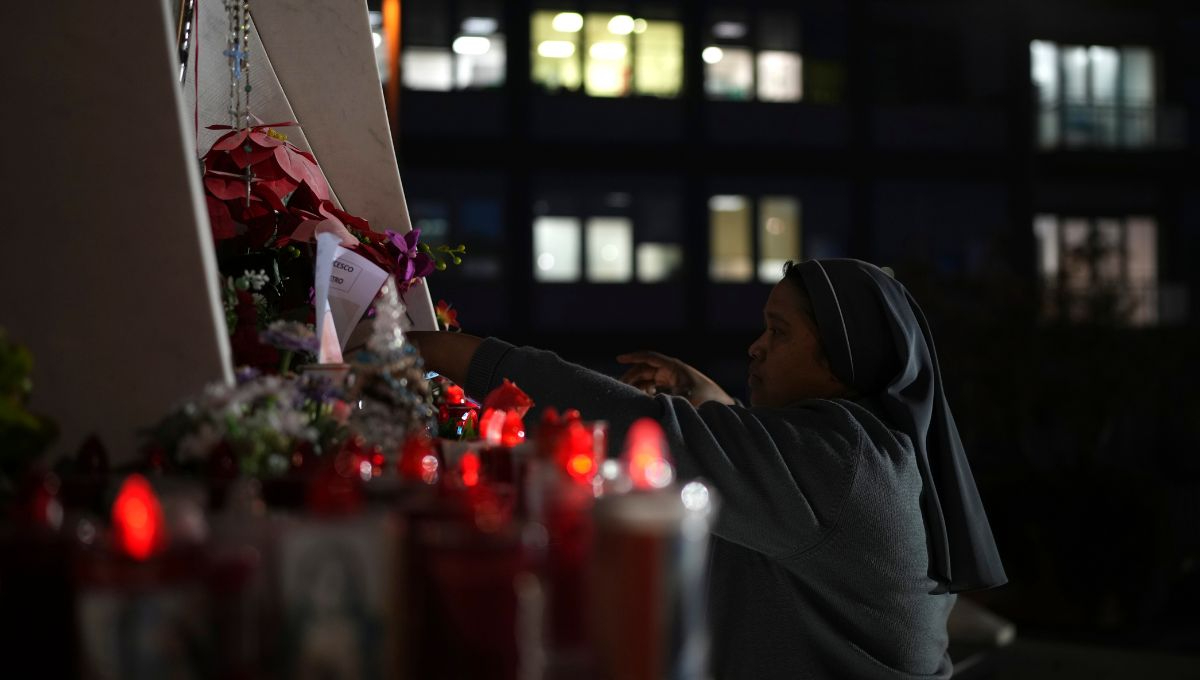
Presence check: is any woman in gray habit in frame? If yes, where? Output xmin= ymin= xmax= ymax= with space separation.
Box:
xmin=408 ymin=258 xmax=1006 ymax=679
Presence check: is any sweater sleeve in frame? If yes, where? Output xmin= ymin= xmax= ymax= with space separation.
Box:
xmin=465 ymin=338 xmax=864 ymax=560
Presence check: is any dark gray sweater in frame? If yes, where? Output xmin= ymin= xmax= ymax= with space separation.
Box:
xmin=465 ymin=338 xmax=955 ymax=679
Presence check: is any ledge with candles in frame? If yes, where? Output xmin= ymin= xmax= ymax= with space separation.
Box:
xmin=0 ymin=304 xmax=717 ymax=679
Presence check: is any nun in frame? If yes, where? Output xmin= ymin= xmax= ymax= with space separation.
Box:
xmin=408 ymin=258 xmax=1006 ymax=679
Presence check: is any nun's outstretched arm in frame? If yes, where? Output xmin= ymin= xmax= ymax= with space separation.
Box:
xmin=464 ymin=337 xmax=863 ymax=560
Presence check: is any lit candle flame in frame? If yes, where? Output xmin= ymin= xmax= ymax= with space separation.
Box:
xmin=112 ymin=474 xmax=165 ymax=561
xmin=623 ymin=418 xmax=673 ymax=490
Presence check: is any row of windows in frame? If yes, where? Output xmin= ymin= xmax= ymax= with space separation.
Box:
xmin=412 ymin=193 xmax=804 ymax=285
xmin=530 ymin=11 xmax=685 ymax=98
xmin=412 ymin=198 xmax=1165 ymax=327
xmin=375 ymin=11 xmax=1166 ymax=148
xmin=533 ymin=216 xmax=684 ymax=282
xmin=375 ymin=6 xmax=808 ymax=102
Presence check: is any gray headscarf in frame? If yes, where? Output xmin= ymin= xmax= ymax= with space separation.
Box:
xmin=793 ymin=258 xmax=1007 ymax=592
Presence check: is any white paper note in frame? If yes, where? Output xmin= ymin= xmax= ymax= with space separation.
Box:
xmin=327 ymin=246 xmax=390 ymax=350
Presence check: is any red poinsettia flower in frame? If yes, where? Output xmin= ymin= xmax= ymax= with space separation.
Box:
xmin=205 ymin=122 xmax=332 ymax=200
xmin=435 ymin=299 xmax=460 ymax=331
xmin=201 ymin=122 xmax=337 ymax=246
xmin=205 ymin=195 xmax=237 ymax=240
xmin=278 ymin=192 xmax=366 ymax=250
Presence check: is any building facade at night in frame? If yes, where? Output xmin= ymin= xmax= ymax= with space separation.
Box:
xmin=382 ymin=7 xmax=1200 ymax=646
xmin=373 ymin=0 xmax=1197 ymax=396
xmin=3 ymin=2 xmax=1199 ymax=673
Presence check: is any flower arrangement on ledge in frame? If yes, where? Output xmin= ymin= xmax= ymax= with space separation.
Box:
xmin=140 ymin=278 xmax=512 ymax=486
xmin=144 ymin=278 xmax=437 ymax=480
xmin=201 ymin=121 xmax=466 ymax=372
xmin=144 ymin=368 xmax=343 ymax=478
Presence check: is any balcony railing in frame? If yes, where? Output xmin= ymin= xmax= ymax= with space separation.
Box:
xmin=1040 ymin=281 xmax=1189 ymax=326
xmin=1035 ymin=103 xmax=1187 ymax=150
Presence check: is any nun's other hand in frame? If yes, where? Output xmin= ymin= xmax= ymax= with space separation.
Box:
xmin=616 ymin=351 xmax=736 ymax=407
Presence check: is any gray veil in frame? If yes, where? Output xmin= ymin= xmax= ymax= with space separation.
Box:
xmin=795 ymin=259 xmax=1007 ymax=592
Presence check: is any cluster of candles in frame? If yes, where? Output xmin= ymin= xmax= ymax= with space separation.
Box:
xmin=1 ymin=381 xmax=716 ymax=680
xmin=398 ymin=382 xmax=717 ymax=679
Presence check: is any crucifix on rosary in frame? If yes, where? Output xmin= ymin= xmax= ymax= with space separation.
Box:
xmin=224 ymin=0 xmax=254 ymax=206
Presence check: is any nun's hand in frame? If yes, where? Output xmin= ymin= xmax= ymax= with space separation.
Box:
xmin=616 ymin=351 xmax=736 ymax=408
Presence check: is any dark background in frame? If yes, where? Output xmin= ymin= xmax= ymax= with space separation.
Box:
xmin=382 ymin=0 xmax=1200 ymax=675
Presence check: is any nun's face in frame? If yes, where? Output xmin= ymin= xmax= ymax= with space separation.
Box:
xmin=747 ymin=281 xmax=847 ymax=407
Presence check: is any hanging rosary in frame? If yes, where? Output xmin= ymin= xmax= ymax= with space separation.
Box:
xmin=223 ymin=0 xmax=254 ymax=204
xmin=176 ymin=0 xmax=195 ymax=85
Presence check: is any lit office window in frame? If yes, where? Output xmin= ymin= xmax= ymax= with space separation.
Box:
xmin=756 ymin=10 xmax=801 ymax=102
xmin=634 ymin=19 xmax=683 ymax=97
xmin=1033 ymin=214 xmax=1158 ymax=325
xmin=1030 ymin=40 xmax=1157 ymax=149
xmin=454 ymin=34 xmax=506 ymax=89
xmin=636 ymin=243 xmax=683 ymax=282
xmin=1059 ymin=217 xmax=1090 ymax=292
xmin=1061 ymin=46 xmax=1088 ymax=101
xmin=1060 ymin=45 xmax=1096 ymax=147
xmin=634 ymin=192 xmax=685 ymax=282
xmin=403 ymin=48 xmax=453 ymax=91
xmin=758 ymin=196 xmax=801 ymax=282
xmin=709 ymin=195 xmax=753 ymax=281
xmin=1093 ymin=218 xmax=1123 ymax=283
xmin=533 ymin=189 xmax=684 ymax=283
xmin=584 ymin=14 xmax=632 ymax=97
xmin=402 ymin=2 xmax=505 ymax=91
xmin=1089 ymin=46 xmax=1120 ymax=146
xmin=704 ymin=47 xmax=754 ymax=100
xmin=757 ymin=52 xmax=803 ymax=102
xmin=534 ymin=216 xmax=582 ymax=282
xmin=705 ymin=10 xmax=801 ymax=102
xmin=533 ymin=10 xmax=682 ymax=98
xmin=1033 ymin=214 xmax=1058 ymax=279
xmin=532 ymin=11 xmax=583 ymax=91
xmin=1122 ymin=48 xmax=1156 ymax=147
xmin=586 ymin=217 xmax=634 ymax=281
xmin=1030 ymin=40 xmax=1059 ymax=147
xmin=1125 ymin=217 xmax=1158 ymax=325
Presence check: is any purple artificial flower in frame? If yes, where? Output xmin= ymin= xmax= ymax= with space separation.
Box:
xmin=299 ymin=373 xmax=343 ymax=405
xmin=385 ymin=229 xmax=435 ymax=291
xmin=259 ymin=320 xmax=320 ymax=353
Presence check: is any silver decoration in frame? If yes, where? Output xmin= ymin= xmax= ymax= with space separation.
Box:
xmin=343 ymin=277 xmax=435 ymax=453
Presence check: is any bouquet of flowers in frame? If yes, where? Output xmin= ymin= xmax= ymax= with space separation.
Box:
xmin=201 ymin=121 xmax=465 ymax=372
xmin=144 ymin=368 xmax=345 ymax=478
